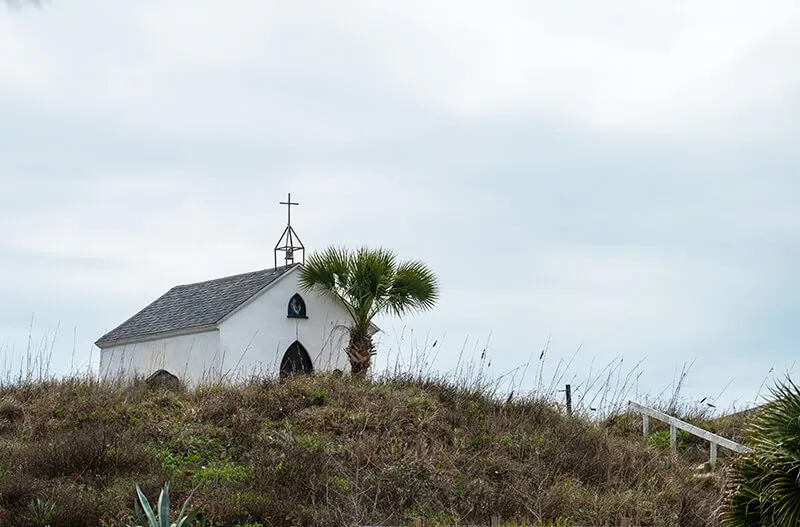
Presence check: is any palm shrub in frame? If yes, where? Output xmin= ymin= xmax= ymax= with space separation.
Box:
xmin=722 ymin=378 xmax=800 ymax=526
xmin=299 ymin=246 xmax=439 ymax=375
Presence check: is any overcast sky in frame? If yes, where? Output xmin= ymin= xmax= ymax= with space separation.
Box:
xmin=1 ymin=1 xmax=798 ymax=410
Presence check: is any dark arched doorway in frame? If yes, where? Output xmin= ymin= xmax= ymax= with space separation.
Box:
xmin=279 ymin=341 xmax=313 ymax=378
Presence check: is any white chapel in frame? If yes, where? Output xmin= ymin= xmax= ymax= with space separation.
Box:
xmin=95 ymin=195 xmax=378 ymax=385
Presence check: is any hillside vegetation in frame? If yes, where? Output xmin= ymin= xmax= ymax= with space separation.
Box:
xmin=0 ymin=373 xmax=732 ymax=526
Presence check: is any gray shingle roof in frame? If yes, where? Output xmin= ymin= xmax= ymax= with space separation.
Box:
xmin=95 ymin=264 xmax=299 ymax=347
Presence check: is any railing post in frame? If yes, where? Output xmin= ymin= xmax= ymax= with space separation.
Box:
xmin=670 ymin=424 xmax=677 ymax=455
xmin=642 ymin=414 xmax=649 ymax=437
xmin=565 ymin=384 xmax=572 ymax=416
xmin=710 ymin=441 xmax=718 ymax=468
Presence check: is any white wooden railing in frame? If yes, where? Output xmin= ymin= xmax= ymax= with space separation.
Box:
xmin=628 ymin=401 xmax=752 ymax=467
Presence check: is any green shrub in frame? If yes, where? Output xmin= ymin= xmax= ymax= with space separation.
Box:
xmin=722 ymin=378 xmax=800 ymax=526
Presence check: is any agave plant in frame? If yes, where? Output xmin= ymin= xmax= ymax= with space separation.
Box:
xmin=722 ymin=378 xmax=800 ymax=526
xmin=25 ymin=497 xmax=56 ymax=525
xmin=133 ymin=481 xmax=206 ymax=527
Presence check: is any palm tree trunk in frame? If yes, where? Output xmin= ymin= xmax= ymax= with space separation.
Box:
xmin=346 ymin=331 xmax=374 ymax=376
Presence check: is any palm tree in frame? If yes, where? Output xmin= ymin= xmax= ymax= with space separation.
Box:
xmin=722 ymin=378 xmax=800 ymax=526
xmin=298 ymin=246 xmax=439 ymax=375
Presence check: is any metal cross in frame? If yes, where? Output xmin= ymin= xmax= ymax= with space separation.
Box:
xmin=279 ymin=193 xmax=299 ymax=226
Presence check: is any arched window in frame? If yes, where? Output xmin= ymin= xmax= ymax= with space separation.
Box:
xmin=287 ymin=293 xmax=307 ymax=318
xmin=280 ymin=341 xmax=313 ymax=378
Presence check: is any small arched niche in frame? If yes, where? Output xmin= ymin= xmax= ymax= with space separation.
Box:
xmin=144 ymin=369 xmax=182 ymax=391
xmin=287 ymin=293 xmax=307 ymax=318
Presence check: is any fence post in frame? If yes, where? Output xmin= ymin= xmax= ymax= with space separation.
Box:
xmin=491 ymin=515 xmax=502 ymax=527
xmin=670 ymin=424 xmax=677 ymax=454
xmin=565 ymin=384 xmax=572 ymax=416
xmin=642 ymin=414 xmax=649 ymax=437
xmin=710 ymin=441 xmax=718 ymax=468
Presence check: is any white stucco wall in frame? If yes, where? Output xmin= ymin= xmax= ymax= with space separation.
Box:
xmin=98 ymin=329 xmax=223 ymax=383
xmin=216 ymin=267 xmax=352 ymax=382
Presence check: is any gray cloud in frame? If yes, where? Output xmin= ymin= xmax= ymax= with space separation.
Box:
xmin=0 ymin=1 xmax=797 ymax=407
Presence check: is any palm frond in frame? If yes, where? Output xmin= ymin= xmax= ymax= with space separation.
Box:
xmin=384 ymin=259 xmax=440 ymax=317
xmin=298 ymin=246 xmax=439 ymax=368
xmin=723 ymin=377 xmax=800 ymax=526
xmin=298 ymin=246 xmax=356 ymax=321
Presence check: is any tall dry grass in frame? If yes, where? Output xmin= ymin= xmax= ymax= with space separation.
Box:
xmin=0 ymin=321 xmax=767 ymax=526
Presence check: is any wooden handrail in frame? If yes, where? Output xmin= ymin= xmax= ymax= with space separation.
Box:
xmin=628 ymin=400 xmax=752 ymax=467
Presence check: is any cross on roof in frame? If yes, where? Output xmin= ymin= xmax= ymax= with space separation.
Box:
xmin=280 ymin=193 xmax=299 ymax=226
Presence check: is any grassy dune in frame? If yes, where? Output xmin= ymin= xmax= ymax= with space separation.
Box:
xmin=0 ymin=371 xmax=742 ymax=526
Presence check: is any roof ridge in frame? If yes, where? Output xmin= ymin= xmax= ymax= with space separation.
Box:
xmin=173 ymin=263 xmax=299 ymax=288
